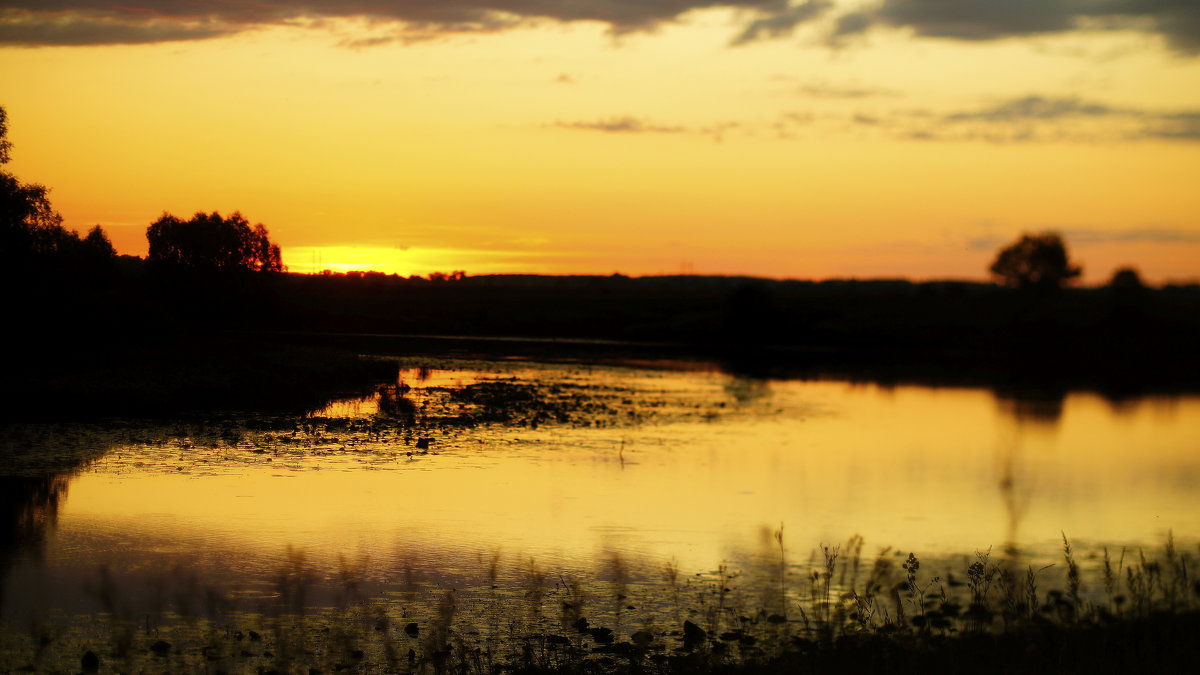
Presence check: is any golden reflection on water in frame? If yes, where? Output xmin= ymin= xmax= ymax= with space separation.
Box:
xmin=50 ymin=368 xmax=1200 ymax=586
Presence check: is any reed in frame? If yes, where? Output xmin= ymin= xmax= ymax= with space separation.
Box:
xmin=2 ymin=532 xmax=1198 ymax=674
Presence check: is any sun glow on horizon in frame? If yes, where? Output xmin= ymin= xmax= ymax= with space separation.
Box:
xmin=282 ymin=245 xmax=572 ymax=277
xmin=2 ymin=3 xmax=1198 ymax=282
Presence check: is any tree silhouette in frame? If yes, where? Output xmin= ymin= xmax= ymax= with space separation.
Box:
xmin=0 ymin=106 xmax=11 ymax=164
xmin=1109 ymin=266 xmax=1144 ymax=289
xmin=147 ymin=211 xmax=283 ymax=273
xmin=989 ymin=232 xmax=1081 ymax=290
xmin=1 ymin=105 xmax=115 ymax=273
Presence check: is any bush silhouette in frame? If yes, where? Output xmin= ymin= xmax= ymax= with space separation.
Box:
xmin=1109 ymin=266 xmax=1144 ymax=289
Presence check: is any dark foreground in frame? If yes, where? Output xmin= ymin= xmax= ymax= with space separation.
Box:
xmin=9 ymin=269 xmax=1200 ymax=421
xmin=2 ymin=536 xmax=1197 ymax=675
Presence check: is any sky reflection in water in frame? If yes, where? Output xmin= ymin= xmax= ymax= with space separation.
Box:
xmin=3 ymin=360 xmax=1199 ymax=618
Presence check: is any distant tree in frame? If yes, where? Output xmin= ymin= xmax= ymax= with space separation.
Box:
xmin=83 ymin=225 xmax=116 ymax=257
xmin=146 ymin=211 xmax=283 ymax=273
xmin=428 ymin=270 xmax=466 ymax=282
xmin=2 ymin=105 xmax=61 ymax=263
xmin=989 ymin=232 xmax=1081 ymax=290
xmin=1109 ymin=266 xmax=1144 ymax=289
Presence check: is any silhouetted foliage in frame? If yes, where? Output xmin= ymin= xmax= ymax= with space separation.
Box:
xmin=989 ymin=232 xmax=1082 ymax=290
xmin=1109 ymin=266 xmax=1145 ymax=289
xmin=0 ymin=106 xmax=11 ymax=165
xmin=0 ymin=172 xmax=61 ymax=258
xmin=0 ymin=105 xmax=116 ymax=275
xmin=147 ymin=210 xmax=283 ymax=273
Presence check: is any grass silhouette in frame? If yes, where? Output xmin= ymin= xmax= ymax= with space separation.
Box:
xmin=2 ymin=532 xmax=1196 ymax=674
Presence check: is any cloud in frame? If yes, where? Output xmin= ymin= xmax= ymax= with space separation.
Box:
xmin=797 ymin=82 xmax=896 ymax=98
xmin=968 ymin=227 xmax=1200 ymax=251
xmin=1060 ymin=227 xmax=1200 ymax=245
xmin=730 ymin=0 xmax=832 ymax=46
xmin=553 ymin=96 xmax=1200 ymax=145
xmin=902 ymin=95 xmax=1200 ymax=143
xmin=699 ymin=120 xmax=740 ymax=142
xmin=5 ymin=0 xmax=1199 ymax=53
xmin=863 ymin=0 xmax=1200 ymax=55
xmin=552 ymin=116 xmax=687 ymax=134
xmin=1143 ymin=111 xmax=1200 ymax=140
xmin=944 ymin=96 xmax=1122 ymax=122
xmin=0 ymin=10 xmax=233 ymax=46
xmin=0 ymin=0 xmax=832 ymax=47
xmin=827 ymin=10 xmax=871 ymax=46
xmin=876 ymin=0 xmax=1078 ymax=41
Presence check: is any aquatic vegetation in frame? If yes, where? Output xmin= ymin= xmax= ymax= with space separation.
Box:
xmin=1 ymin=532 xmax=1196 ymax=674
xmin=4 ymin=359 xmax=1199 ymax=673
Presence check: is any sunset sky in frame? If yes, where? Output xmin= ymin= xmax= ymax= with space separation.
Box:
xmin=2 ymin=1 xmax=1198 ymax=282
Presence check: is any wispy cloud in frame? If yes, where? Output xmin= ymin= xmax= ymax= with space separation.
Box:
xmin=968 ymin=227 xmax=1200 ymax=251
xmin=550 ymin=95 xmax=1200 ymax=145
xmin=944 ymin=96 xmax=1121 ymax=122
xmin=866 ymin=95 xmax=1200 ymax=143
xmin=552 ymin=116 xmax=686 ymax=134
xmin=1061 ymin=227 xmax=1200 ymax=245
xmin=797 ymin=82 xmax=896 ymax=99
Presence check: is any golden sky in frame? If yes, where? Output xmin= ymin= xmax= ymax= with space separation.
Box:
xmin=2 ymin=1 xmax=1199 ymax=282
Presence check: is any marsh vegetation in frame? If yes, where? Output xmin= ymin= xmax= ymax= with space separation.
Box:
xmin=1 ymin=356 xmax=1198 ymax=673
xmin=1 ymin=530 xmax=1197 ymax=674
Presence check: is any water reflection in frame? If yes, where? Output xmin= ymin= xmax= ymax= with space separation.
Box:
xmin=0 ymin=475 xmax=70 ymax=610
xmin=723 ymin=375 xmax=770 ymax=405
xmin=0 ymin=425 xmax=120 ymax=617
xmin=2 ymin=359 xmax=1199 ymax=630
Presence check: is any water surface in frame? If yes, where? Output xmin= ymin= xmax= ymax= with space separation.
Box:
xmin=3 ymin=357 xmax=1198 ymax=620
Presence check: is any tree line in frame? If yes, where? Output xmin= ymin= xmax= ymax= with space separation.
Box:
xmin=1 ymin=107 xmax=116 ymax=281
xmin=2 ymin=106 xmax=283 ymax=280
xmin=0 ymin=104 xmax=1148 ymax=289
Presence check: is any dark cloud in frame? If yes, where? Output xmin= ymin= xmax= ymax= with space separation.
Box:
xmin=0 ymin=10 xmax=233 ymax=45
xmin=5 ymin=0 xmax=1199 ymax=52
xmin=0 ymin=0 xmax=823 ymax=46
xmin=553 ymin=116 xmax=686 ymax=134
xmin=1158 ymin=6 xmax=1200 ymax=53
xmin=867 ymin=0 xmax=1200 ymax=54
xmin=876 ymin=0 xmax=1077 ymax=41
xmin=730 ymin=0 xmax=832 ymax=46
xmin=827 ymin=10 xmax=871 ymax=45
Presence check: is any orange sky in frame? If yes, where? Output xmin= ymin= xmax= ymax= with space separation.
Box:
xmin=2 ymin=2 xmax=1199 ymax=282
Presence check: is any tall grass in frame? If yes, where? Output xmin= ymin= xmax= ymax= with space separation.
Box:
xmin=2 ymin=532 xmax=1198 ymax=674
